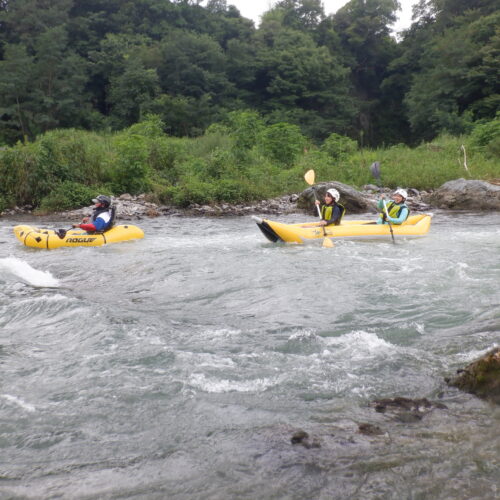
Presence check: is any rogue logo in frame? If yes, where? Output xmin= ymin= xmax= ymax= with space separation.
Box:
xmin=66 ymin=237 xmax=97 ymax=243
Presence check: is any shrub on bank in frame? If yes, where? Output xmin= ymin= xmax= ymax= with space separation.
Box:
xmin=322 ymin=133 xmax=358 ymax=160
xmin=108 ymin=133 xmax=152 ymax=195
xmin=0 ymin=114 xmax=498 ymax=212
xmin=0 ymin=194 xmax=7 ymax=213
xmin=469 ymin=115 xmax=500 ymax=158
xmin=38 ymin=181 xmax=100 ymax=212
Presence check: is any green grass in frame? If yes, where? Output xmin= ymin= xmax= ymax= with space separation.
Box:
xmin=0 ymin=116 xmax=498 ymax=212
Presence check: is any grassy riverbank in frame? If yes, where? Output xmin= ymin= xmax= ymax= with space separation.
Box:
xmin=0 ymin=113 xmax=498 ymax=213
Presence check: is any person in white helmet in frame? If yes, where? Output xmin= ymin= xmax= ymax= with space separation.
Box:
xmin=315 ymin=188 xmax=345 ymax=226
xmin=377 ymin=188 xmax=409 ymax=225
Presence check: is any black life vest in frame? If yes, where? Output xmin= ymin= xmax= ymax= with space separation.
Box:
xmin=90 ymin=205 xmax=115 ymax=232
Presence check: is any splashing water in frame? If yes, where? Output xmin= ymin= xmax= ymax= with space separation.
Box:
xmin=0 ymin=257 xmax=60 ymax=287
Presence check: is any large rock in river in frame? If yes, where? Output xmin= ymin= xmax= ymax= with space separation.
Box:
xmin=297 ymin=181 xmax=377 ymax=214
xmin=446 ymin=347 xmax=500 ymax=404
xmin=426 ymin=179 xmax=500 ymax=210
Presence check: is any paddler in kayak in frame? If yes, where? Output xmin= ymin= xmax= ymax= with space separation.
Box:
xmin=314 ymin=188 xmax=345 ymax=226
xmin=377 ymin=189 xmax=409 ymax=225
xmin=72 ymin=195 xmax=115 ymax=233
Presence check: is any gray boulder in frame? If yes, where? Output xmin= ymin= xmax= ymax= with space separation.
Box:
xmin=426 ymin=179 xmax=500 ymax=210
xmin=297 ymin=181 xmax=378 ymax=214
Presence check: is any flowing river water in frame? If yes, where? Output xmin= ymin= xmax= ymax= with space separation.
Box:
xmin=1 ymin=211 xmax=499 ymax=499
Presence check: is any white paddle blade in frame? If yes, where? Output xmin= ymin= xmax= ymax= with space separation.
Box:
xmin=304 ymin=169 xmax=315 ymax=186
xmin=322 ymin=237 xmax=334 ymax=248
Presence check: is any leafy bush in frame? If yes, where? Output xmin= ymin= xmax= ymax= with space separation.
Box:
xmin=108 ymin=134 xmax=151 ymax=194
xmin=38 ymin=181 xmax=98 ymax=212
xmin=225 ymin=110 xmax=265 ymax=151
xmin=1 ymin=117 xmax=499 ymax=213
xmin=469 ymin=116 xmax=500 ymax=157
xmin=148 ymin=137 xmax=187 ymax=184
xmin=203 ymin=149 xmax=238 ymax=179
xmin=322 ymin=133 xmax=358 ymax=159
xmin=186 ymin=128 xmax=233 ymax=159
xmin=35 ymin=129 xmax=106 ymax=185
xmin=205 ymin=123 xmax=230 ymax=136
xmin=127 ymin=114 xmax=166 ymax=138
xmin=160 ymin=177 xmax=216 ymax=207
xmin=214 ymin=179 xmax=258 ymax=203
xmin=260 ymin=122 xmax=306 ymax=166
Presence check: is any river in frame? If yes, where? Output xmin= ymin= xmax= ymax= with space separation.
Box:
xmin=1 ymin=211 xmax=499 ymax=499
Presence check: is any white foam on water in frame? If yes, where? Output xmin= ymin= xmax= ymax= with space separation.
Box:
xmin=14 ymin=293 xmax=69 ymax=305
xmin=188 ymin=373 xmax=279 ymax=393
xmin=455 ymin=344 xmax=498 ymax=363
xmin=288 ymin=329 xmax=322 ymax=342
xmin=323 ymin=330 xmax=397 ymax=361
xmin=1 ymin=394 xmax=36 ymax=412
xmin=0 ymin=257 xmax=59 ymax=288
xmin=199 ymin=328 xmax=242 ymax=339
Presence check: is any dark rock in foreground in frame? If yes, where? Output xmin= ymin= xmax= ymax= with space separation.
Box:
xmin=446 ymin=347 xmax=500 ymax=404
xmin=290 ymin=429 xmax=321 ymax=448
xmin=372 ymin=397 xmax=447 ymax=422
xmin=426 ymin=178 xmax=500 ymax=210
xmin=357 ymin=423 xmax=384 ymax=436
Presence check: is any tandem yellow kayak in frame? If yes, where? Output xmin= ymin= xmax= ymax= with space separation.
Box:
xmin=252 ymin=214 xmax=432 ymax=244
xmin=13 ymin=224 xmax=144 ymax=249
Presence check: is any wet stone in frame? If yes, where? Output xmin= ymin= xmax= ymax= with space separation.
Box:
xmin=446 ymin=347 xmax=500 ymax=404
xmin=290 ymin=430 xmax=321 ymax=449
xmin=358 ymin=423 xmax=384 ymax=436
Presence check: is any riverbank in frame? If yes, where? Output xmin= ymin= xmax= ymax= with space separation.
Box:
xmin=2 ymin=178 xmax=499 ymax=221
xmin=0 ymin=184 xmax=433 ymax=221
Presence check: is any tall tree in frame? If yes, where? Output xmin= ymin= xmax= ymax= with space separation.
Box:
xmin=0 ymin=26 xmax=90 ymax=142
xmin=405 ymin=10 xmax=500 ymax=139
xmin=0 ymin=43 xmax=34 ymax=142
xmin=254 ymin=19 xmax=356 ymax=139
xmin=331 ymin=0 xmax=401 ymax=145
xmin=273 ymin=0 xmax=325 ymax=31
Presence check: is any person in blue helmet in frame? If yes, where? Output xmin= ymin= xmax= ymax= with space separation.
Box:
xmin=73 ymin=195 xmax=115 ymax=232
xmin=377 ymin=188 xmax=409 ymax=225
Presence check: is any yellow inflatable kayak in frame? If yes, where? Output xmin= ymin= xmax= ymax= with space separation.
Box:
xmin=13 ymin=224 xmax=144 ymax=249
xmin=252 ymin=214 xmax=432 ymax=244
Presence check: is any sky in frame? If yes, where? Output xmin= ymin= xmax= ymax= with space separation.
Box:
xmin=216 ymin=0 xmax=418 ymax=32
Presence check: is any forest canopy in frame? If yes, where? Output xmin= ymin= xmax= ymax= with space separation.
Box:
xmin=0 ymin=0 xmax=498 ymax=147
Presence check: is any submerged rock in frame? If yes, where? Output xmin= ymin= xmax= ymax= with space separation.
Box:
xmin=357 ymin=423 xmax=384 ymax=436
xmin=446 ymin=347 xmax=500 ymax=404
xmin=290 ymin=429 xmax=321 ymax=449
xmin=372 ymin=397 xmax=447 ymax=422
xmin=426 ymin=178 xmax=500 ymax=210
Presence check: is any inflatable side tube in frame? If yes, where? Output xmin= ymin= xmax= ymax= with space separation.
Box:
xmin=255 ymin=220 xmax=282 ymax=243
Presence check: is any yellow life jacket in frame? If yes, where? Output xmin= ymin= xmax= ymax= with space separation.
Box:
xmin=321 ymin=203 xmax=345 ymax=225
xmin=379 ymin=201 xmax=409 ymax=221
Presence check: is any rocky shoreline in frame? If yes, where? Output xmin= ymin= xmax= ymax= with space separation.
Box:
xmin=0 ymin=185 xmax=430 ymax=221
xmin=2 ymin=178 xmax=499 ymax=220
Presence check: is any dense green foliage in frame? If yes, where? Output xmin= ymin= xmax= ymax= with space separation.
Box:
xmin=0 ymin=0 xmax=498 ymax=147
xmin=0 ymin=1 xmax=498 ymax=212
xmin=0 ymin=114 xmax=498 ymax=212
